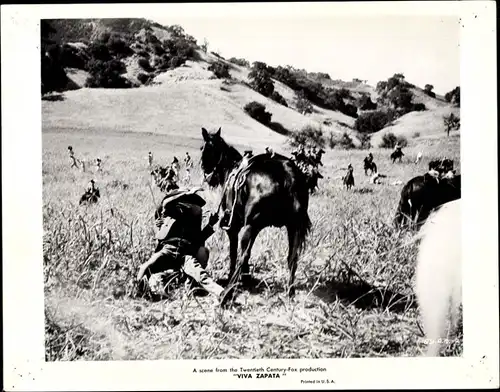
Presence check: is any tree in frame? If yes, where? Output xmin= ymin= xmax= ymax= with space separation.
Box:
xmin=445 ymin=86 xmax=460 ymax=107
xmin=424 ymin=84 xmax=436 ymax=98
xmin=443 ymin=113 xmax=460 ymax=136
xmin=295 ymin=90 xmax=313 ymax=115
xmin=248 ymin=61 xmax=275 ymax=97
xmin=201 ymin=38 xmax=209 ymax=53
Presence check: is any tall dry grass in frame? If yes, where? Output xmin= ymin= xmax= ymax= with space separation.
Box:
xmin=43 ymin=129 xmax=462 ymax=360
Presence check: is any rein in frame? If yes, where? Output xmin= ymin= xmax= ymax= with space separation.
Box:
xmin=202 ymin=142 xmax=242 ymax=216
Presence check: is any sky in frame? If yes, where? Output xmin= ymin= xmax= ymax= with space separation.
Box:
xmin=153 ymin=13 xmax=460 ymax=95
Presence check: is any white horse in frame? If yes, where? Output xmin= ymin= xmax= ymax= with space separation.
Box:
xmin=415 ymin=199 xmax=462 ymax=356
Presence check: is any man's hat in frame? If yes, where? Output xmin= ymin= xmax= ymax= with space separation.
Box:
xmin=160 ymin=187 xmax=206 ymax=209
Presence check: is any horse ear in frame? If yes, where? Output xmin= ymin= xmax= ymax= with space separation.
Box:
xmin=202 ymin=128 xmax=209 ymax=141
xmin=215 ymin=127 xmax=221 ymax=137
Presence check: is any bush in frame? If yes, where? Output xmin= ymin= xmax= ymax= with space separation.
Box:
xmin=412 ymin=131 xmax=421 ymax=138
xmin=249 ymin=62 xmax=275 ymax=97
xmin=445 ymin=86 xmax=460 ymax=107
xmin=342 ymin=103 xmax=358 ymax=118
xmin=357 ymin=94 xmax=377 ymax=110
xmin=244 ymin=101 xmax=272 ymax=125
xmin=379 ymin=132 xmax=408 ymax=149
xmin=337 ymin=88 xmax=351 ymax=99
xmin=412 ymin=103 xmax=427 ymax=111
xmin=360 ymin=133 xmax=372 ymax=149
xmin=136 ymin=49 xmax=150 ymax=58
xmin=152 ymin=42 xmax=165 ymax=56
xmin=270 ymin=91 xmax=288 ymax=107
xmin=228 ymin=57 xmax=250 ymax=67
xmin=296 ymin=90 xmax=313 ymax=115
xmin=60 ymin=44 xmax=87 ymax=69
xmin=354 ymin=110 xmax=391 ymax=134
xmin=169 ymin=56 xmax=185 ymax=69
xmin=289 ymin=125 xmax=325 ymax=149
xmin=41 ymin=45 xmax=71 ymax=94
xmin=138 ymin=57 xmax=152 ymax=71
xmin=338 ymin=132 xmax=356 ymax=149
xmin=85 ymin=59 xmax=131 ymax=89
xmin=208 ymin=61 xmax=230 ymax=79
xmin=137 ymin=72 xmax=151 ymax=85
xmin=443 ymin=113 xmax=460 ymax=136
xmin=107 ymin=35 xmax=133 ymax=59
xmin=424 ymin=84 xmax=436 ymax=98
xmin=87 ymin=42 xmax=111 ymax=62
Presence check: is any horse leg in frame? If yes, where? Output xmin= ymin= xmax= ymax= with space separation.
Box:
xmin=227 ymin=228 xmax=239 ymax=282
xmin=235 ymin=224 xmax=262 ymax=287
xmin=286 ymin=225 xmax=301 ymax=298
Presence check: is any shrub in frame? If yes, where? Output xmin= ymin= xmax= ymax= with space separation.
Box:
xmin=289 ymin=125 xmax=325 ymax=149
xmin=328 ymin=133 xmax=337 ymax=149
xmin=87 ymin=42 xmax=111 ymax=62
xmin=445 ymin=86 xmax=460 ymax=107
xmin=360 ymin=133 xmax=372 ymax=149
xmin=137 ymin=72 xmax=151 ymax=85
xmin=338 ymin=132 xmax=356 ymax=149
xmin=443 ymin=113 xmax=460 ymax=136
xmin=270 ymin=91 xmax=288 ymax=107
xmin=379 ymin=132 xmax=408 ymax=149
xmin=107 ymin=35 xmax=134 ymax=59
xmin=208 ymin=61 xmax=230 ymax=79
xmin=337 ymin=88 xmax=352 ymax=99
xmin=201 ymin=38 xmax=209 ymax=53
xmin=296 ymin=90 xmax=313 ymax=115
xmin=248 ymin=61 xmax=275 ymax=97
xmin=244 ymin=101 xmax=272 ymax=125
xmin=41 ymin=45 xmax=71 ymax=94
xmin=412 ymin=103 xmax=427 ymax=111
xmin=138 ymin=57 xmax=152 ymax=71
xmin=228 ymin=57 xmax=250 ymax=67
xmin=60 ymin=44 xmax=87 ymax=69
xmin=169 ymin=56 xmax=185 ymax=69
xmin=412 ymin=131 xmax=421 ymax=138
xmin=424 ymin=84 xmax=436 ymax=98
xmin=85 ymin=59 xmax=131 ymax=89
xmin=152 ymin=42 xmax=165 ymax=56
xmin=357 ymin=94 xmax=377 ymax=110
xmin=354 ymin=110 xmax=391 ymax=134
xmin=342 ymin=103 xmax=358 ymax=118
xmin=136 ymin=49 xmax=150 ymax=58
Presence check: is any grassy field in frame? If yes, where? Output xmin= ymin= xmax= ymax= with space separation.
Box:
xmin=43 ymin=115 xmax=461 ymax=359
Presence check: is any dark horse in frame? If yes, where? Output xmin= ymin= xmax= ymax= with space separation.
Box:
xmin=390 ymin=149 xmax=404 ymax=163
xmin=200 ymin=127 xmax=311 ymax=298
xmin=393 ymin=173 xmax=461 ymax=228
xmin=363 ymin=159 xmax=377 ymax=176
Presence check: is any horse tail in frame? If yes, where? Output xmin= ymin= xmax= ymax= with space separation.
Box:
xmin=296 ymin=202 xmax=311 ymax=254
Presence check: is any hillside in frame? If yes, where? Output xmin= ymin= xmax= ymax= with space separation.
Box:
xmin=42 ymin=18 xmax=460 ymax=150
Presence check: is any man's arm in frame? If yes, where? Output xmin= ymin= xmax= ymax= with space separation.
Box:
xmin=200 ymin=213 xmax=219 ymax=243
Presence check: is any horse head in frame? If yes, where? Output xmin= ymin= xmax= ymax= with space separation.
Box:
xmin=200 ymin=127 xmax=241 ymax=187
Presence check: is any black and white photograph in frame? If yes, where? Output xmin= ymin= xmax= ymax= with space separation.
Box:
xmin=2 ymin=1 xmax=498 ymax=390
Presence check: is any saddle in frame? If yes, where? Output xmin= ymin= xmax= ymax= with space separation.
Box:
xmin=220 ymin=153 xmax=290 ymax=230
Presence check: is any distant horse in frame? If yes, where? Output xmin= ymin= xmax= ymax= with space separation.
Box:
xmin=363 ymin=159 xmax=378 ymax=176
xmin=342 ymin=165 xmax=355 ymax=190
xmin=391 ymin=149 xmax=404 ymax=163
xmin=200 ymin=127 xmax=311 ymax=300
